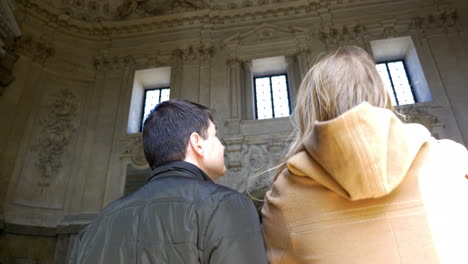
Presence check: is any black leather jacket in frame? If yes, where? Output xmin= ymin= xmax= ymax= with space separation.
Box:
xmin=71 ymin=161 xmax=268 ymax=264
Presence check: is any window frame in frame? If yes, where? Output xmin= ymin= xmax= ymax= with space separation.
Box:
xmin=376 ymin=60 xmax=416 ymax=106
xmin=140 ymin=87 xmax=170 ymax=131
xmin=253 ymin=73 xmax=292 ymax=120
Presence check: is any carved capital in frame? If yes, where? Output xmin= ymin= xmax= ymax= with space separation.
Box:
xmin=410 ymin=9 xmax=458 ymax=34
xmin=14 ymin=35 xmax=55 ymax=64
xmin=226 ymin=56 xmax=243 ymax=65
xmin=319 ymin=24 xmax=367 ymax=48
xmin=93 ymin=53 xmax=135 ymax=72
xmin=172 ymin=45 xmax=215 ymax=62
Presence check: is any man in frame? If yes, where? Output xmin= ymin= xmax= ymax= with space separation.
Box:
xmin=71 ymin=99 xmax=268 ymax=263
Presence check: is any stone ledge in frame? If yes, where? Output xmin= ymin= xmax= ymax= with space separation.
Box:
xmin=4 ymin=223 xmax=57 ymax=237
xmin=2 ymin=213 xmax=98 ymax=236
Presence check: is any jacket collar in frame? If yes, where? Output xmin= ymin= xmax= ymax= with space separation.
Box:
xmin=148 ymin=160 xmax=212 ymax=183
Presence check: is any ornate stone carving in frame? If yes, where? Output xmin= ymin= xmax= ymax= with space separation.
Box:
xmin=13 ymin=35 xmax=55 ymax=64
xmin=410 ymin=8 xmax=458 ymax=33
xmin=122 ymin=134 xmax=147 ymax=167
xmin=117 ymin=0 xmax=209 ymax=19
xmin=172 ymin=45 xmax=215 ymax=62
xmin=15 ymin=0 xmax=462 ymax=39
xmin=224 ymin=23 xmax=308 ymax=47
xmin=221 ymin=136 xmax=291 ymax=192
xmin=319 ymin=24 xmax=367 ymax=49
xmin=397 ymin=104 xmax=444 ymax=136
xmin=93 ymin=53 xmax=136 ymax=72
xmin=32 ymin=89 xmax=79 ymax=188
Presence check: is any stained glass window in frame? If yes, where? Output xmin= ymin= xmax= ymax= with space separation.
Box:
xmin=254 ymin=74 xmax=290 ymax=119
xmin=141 ymin=87 xmax=170 ymax=130
xmin=376 ymin=61 xmax=415 ymax=106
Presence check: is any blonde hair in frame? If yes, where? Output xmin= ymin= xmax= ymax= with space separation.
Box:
xmin=274 ymin=46 xmax=394 ymax=179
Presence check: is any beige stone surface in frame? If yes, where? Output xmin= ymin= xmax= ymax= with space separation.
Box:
xmin=0 ymin=232 xmax=56 ymax=264
xmin=1 ymin=0 xmax=468 ymax=262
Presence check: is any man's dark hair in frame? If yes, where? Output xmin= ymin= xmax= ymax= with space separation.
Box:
xmin=142 ymin=99 xmax=214 ymax=169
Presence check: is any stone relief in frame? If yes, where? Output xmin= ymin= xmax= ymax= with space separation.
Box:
xmin=32 ymin=89 xmax=79 ymax=188
xmin=117 ymin=0 xmax=209 ymax=19
xmin=172 ymin=45 xmax=216 ymax=62
xmin=222 ymin=137 xmax=291 ymax=192
xmin=397 ymin=104 xmax=444 ymax=138
xmin=14 ymin=0 xmax=463 ymax=39
xmin=122 ymin=134 xmax=147 ymax=167
xmin=410 ymin=8 xmax=458 ymax=33
xmin=93 ymin=53 xmax=136 ymax=72
xmin=319 ymin=24 xmax=367 ymax=49
xmin=121 ymin=132 xmax=290 ymax=193
xmin=223 ymin=23 xmax=309 ymax=48
xmin=13 ymin=35 xmax=55 ymax=64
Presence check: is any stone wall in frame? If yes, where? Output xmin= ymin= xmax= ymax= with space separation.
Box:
xmin=1 ymin=0 xmax=467 ymax=262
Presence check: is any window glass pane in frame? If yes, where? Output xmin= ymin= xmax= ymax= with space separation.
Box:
xmin=142 ymin=89 xmax=161 ymax=128
xmin=271 ymin=75 xmax=290 ymax=118
xmin=160 ymin=88 xmax=170 ymax=102
xmin=376 ymin=63 xmax=397 ymax=106
xmin=255 ymin=77 xmax=273 ymax=119
xmin=141 ymin=88 xmax=171 ymax=130
xmin=388 ymin=61 xmax=415 ymax=105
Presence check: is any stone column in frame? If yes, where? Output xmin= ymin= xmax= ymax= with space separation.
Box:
xmin=227 ymin=57 xmax=243 ymax=119
xmin=295 ymin=48 xmax=311 ymax=80
xmin=285 ymin=55 xmax=300 ymax=109
xmin=242 ymin=60 xmax=253 ymax=120
xmin=170 ymin=50 xmax=183 ymax=99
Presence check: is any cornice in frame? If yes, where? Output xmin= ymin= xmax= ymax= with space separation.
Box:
xmin=16 ymin=0 xmax=464 ymax=41
xmin=12 ymin=0 xmax=354 ymax=39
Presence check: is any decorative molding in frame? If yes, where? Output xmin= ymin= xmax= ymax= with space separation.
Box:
xmin=410 ymin=8 xmax=458 ymax=34
xmin=319 ymin=24 xmax=367 ymax=49
xmin=223 ymin=23 xmax=309 ymax=48
xmin=397 ymin=103 xmax=445 ymax=137
xmin=172 ymin=44 xmax=216 ymax=62
xmin=14 ymin=35 xmax=55 ymax=64
xmin=122 ymin=134 xmax=147 ymax=167
xmin=143 ymin=54 xmax=172 ymax=68
xmin=116 ymin=0 xmax=210 ymax=20
xmin=222 ymin=136 xmax=291 ymax=192
xmin=16 ymin=0 xmax=465 ymax=40
xmin=15 ymin=0 xmax=314 ymax=38
xmin=93 ymin=53 xmax=136 ymax=72
xmin=32 ymin=89 xmax=79 ymax=188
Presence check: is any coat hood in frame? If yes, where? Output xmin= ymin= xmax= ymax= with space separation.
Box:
xmin=287 ymin=102 xmax=431 ymax=200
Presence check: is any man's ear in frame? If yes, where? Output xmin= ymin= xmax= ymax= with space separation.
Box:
xmin=188 ymin=132 xmax=205 ymax=157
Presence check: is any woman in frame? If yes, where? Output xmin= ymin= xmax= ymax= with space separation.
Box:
xmin=262 ymin=46 xmax=468 ymax=263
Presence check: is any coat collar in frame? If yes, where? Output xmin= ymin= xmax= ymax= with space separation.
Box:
xmin=148 ymin=160 xmax=212 ymax=183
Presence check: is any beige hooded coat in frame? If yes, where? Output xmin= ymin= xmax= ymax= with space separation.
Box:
xmin=262 ymin=103 xmax=468 ymax=264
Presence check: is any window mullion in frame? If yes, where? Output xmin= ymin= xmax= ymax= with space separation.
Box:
xmin=385 ymin=63 xmax=399 ymax=105
xmin=270 ymin=76 xmax=275 ymax=118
